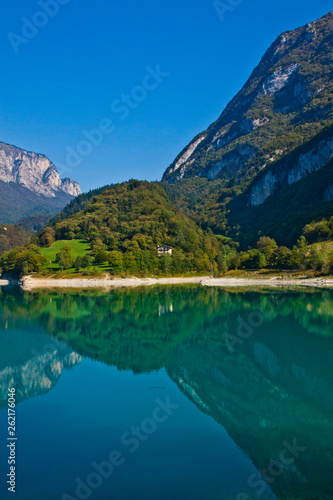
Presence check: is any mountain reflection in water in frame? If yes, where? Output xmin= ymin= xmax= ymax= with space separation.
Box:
xmin=0 ymin=285 xmax=332 ymax=500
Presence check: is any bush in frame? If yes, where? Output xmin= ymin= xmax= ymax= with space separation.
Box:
xmin=0 ymin=244 xmax=47 ymax=277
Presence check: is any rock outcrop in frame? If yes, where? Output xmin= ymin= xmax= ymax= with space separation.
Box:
xmin=0 ymin=142 xmax=81 ymax=224
xmin=249 ymin=127 xmax=333 ymax=206
xmin=0 ymin=142 xmax=80 ymax=198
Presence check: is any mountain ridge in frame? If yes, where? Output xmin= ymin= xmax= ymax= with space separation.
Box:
xmin=0 ymin=141 xmax=80 ymax=198
xmin=163 ymin=11 xmax=333 ymax=187
xmin=161 ymin=11 xmax=333 ymax=246
xmin=0 ymin=141 xmax=81 ymax=224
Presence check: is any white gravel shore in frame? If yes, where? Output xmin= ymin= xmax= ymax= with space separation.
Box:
xmin=17 ymin=275 xmax=333 ymax=290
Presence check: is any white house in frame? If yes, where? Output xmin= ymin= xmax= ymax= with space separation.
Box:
xmin=157 ymin=245 xmax=172 ymax=256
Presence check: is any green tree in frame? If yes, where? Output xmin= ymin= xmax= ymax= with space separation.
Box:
xmin=108 ymin=251 xmax=123 ymax=275
xmin=275 ymin=246 xmax=292 ymax=269
xmin=292 ymin=236 xmax=308 ymax=270
xmin=195 ymin=254 xmax=211 ymax=273
xmin=0 ymin=245 xmax=47 ymax=277
xmin=81 ymin=255 xmax=92 ymax=270
xmin=73 ymin=256 xmax=83 ymax=271
xmin=256 ymin=236 xmax=278 ymax=265
xmin=94 ymin=249 xmax=109 ymax=264
xmin=159 ymin=254 xmax=172 ymax=274
xmin=39 ymin=227 xmax=55 ymax=247
xmin=217 ymin=251 xmax=228 ymax=274
xmin=124 ymin=252 xmax=138 ymax=274
xmin=56 ymin=251 xmax=72 ymax=271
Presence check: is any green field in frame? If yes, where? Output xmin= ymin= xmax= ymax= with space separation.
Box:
xmin=40 ymin=238 xmax=333 ymax=277
xmin=41 ymin=240 xmax=91 ymax=271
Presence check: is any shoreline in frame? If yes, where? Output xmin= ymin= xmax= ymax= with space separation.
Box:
xmin=12 ymin=275 xmax=333 ymax=290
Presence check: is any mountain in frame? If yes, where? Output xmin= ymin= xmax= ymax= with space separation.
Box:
xmin=0 ymin=142 xmax=81 ymax=224
xmin=53 ymin=183 xmax=115 ymax=222
xmin=162 ymin=12 xmax=333 ymax=246
xmin=16 ymin=214 xmax=53 ymax=233
xmin=164 ymin=12 xmax=333 ymax=184
xmin=0 ymin=223 xmax=32 ymax=254
xmin=47 ymin=180 xmax=232 ymax=274
xmin=0 ymin=142 xmax=80 ymax=197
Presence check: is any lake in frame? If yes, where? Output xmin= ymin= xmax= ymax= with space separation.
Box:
xmin=0 ymin=285 xmax=332 ymax=500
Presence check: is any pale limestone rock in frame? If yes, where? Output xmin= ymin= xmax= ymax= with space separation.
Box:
xmin=288 ymin=138 xmax=333 ymax=185
xmin=207 ymin=144 xmax=256 ymax=180
xmin=170 ymin=135 xmax=206 ymax=173
xmin=250 ymin=137 xmax=333 ymax=207
xmin=0 ymin=142 xmax=80 ymax=198
xmin=250 ymin=171 xmax=277 ymax=207
xmin=260 ymin=63 xmax=300 ymax=96
xmin=273 ymin=35 xmax=287 ymax=57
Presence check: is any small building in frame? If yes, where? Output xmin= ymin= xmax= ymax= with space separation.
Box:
xmin=157 ymin=245 xmax=172 ymax=256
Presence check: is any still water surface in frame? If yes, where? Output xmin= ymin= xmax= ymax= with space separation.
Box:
xmin=0 ymin=285 xmax=332 ymax=500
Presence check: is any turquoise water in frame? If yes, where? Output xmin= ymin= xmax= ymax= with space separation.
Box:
xmin=0 ymin=285 xmax=332 ymax=499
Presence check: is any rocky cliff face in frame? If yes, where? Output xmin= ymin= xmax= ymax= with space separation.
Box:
xmin=0 ymin=142 xmax=80 ymax=198
xmin=0 ymin=348 xmax=81 ymax=408
xmin=163 ymin=12 xmax=333 ymax=190
xmin=249 ymin=126 xmax=333 ymax=206
xmin=0 ymin=142 xmax=81 ymax=224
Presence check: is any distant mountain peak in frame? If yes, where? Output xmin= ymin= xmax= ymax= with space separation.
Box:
xmin=0 ymin=142 xmax=81 ymax=224
xmin=0 ymin=141 xmax=81 ymax=198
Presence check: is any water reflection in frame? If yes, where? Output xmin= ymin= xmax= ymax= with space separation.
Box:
xmin=0 ymin=320 xmax=81 ymax=409
xmin=0 ymin=285 xmax=332 ymax=499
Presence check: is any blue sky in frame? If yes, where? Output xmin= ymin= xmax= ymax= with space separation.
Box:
xmin=0 ymin=0 xmax=331 ymax=192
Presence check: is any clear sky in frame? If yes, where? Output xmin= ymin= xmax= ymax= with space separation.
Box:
xmin=0 ymin=0 xmax=331 ymax=193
